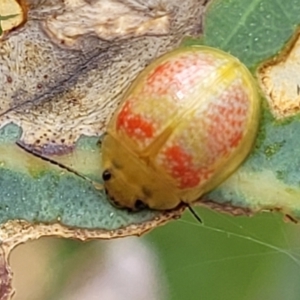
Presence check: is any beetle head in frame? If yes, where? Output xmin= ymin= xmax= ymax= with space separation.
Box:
xmin=101 ymin=134 xmax=181 ymax=211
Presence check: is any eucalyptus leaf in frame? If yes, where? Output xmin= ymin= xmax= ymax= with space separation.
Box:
xmin=1 ymin=0 xmax=300 ymax=298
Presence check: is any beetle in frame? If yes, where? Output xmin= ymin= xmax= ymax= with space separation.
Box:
xmin=101 ymin=45 xmax=260 ymax=211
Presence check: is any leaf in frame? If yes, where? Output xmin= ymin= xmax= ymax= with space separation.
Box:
xmin=199 ymin=0 xmax=300 ymax=220
xmin=0 ymin=1 xmax=204 ymax=296
xmin=1 ymin=0 xmax=300 ymax=297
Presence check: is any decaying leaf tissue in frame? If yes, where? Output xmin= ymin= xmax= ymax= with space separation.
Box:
xmin=0 ymin=0 xmax=205 ymax=299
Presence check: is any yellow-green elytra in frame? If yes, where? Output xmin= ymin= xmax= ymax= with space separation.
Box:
xmin=101 ymin=46 xmax=260 ymax=211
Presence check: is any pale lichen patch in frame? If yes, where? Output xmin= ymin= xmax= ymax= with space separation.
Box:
xmin=43 ymin=0 xmax=170 ymax=47
xmin=258 ymin=33 xmax=300 ymax=118
xmin=215 ymin=168 xmax=300 ymax=218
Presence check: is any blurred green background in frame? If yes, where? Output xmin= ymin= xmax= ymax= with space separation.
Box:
xmin=11 ymin=207 xmax=300 ymax=300
xmin=147 ymin=207 xmax=300 ymax=300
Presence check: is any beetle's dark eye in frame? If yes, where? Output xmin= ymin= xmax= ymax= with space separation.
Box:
xmin=134 ymin=199 xmax=148 ymax=210
xmin=102 ymin=170 xmax=111 ymax=181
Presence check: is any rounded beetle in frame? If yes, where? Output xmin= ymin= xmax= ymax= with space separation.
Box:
xmin=101 ymin=46 xmax=260 ymax=211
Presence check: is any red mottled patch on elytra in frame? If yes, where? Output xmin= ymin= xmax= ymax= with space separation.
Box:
xmin=116 ymin=100 xmax=154 ymax=140
xmin=162 ymin=145 xmax=200 ymax=188
xmin=206 ymin=84 xmax=248 ymax=161
xmin=145 ymin=53 xmax=214 ymax=98
xmin=146 ymin=61 xmax=178 ymax=95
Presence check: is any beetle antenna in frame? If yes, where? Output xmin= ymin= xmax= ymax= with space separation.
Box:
xmin=187 ymin=204 xmax=202 ymax=223
xmin=16 ymin=141 xmax=103 ymax=189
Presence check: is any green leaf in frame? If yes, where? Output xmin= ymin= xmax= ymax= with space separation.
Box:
xmin=200 ymin=0 xmax=300 ymax=219
xmin=203 ymin=0 xmax=300 ymax=67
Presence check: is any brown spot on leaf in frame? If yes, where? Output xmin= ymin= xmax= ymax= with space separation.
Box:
xmin=0 ymin=0 xmax=206 ymax=152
